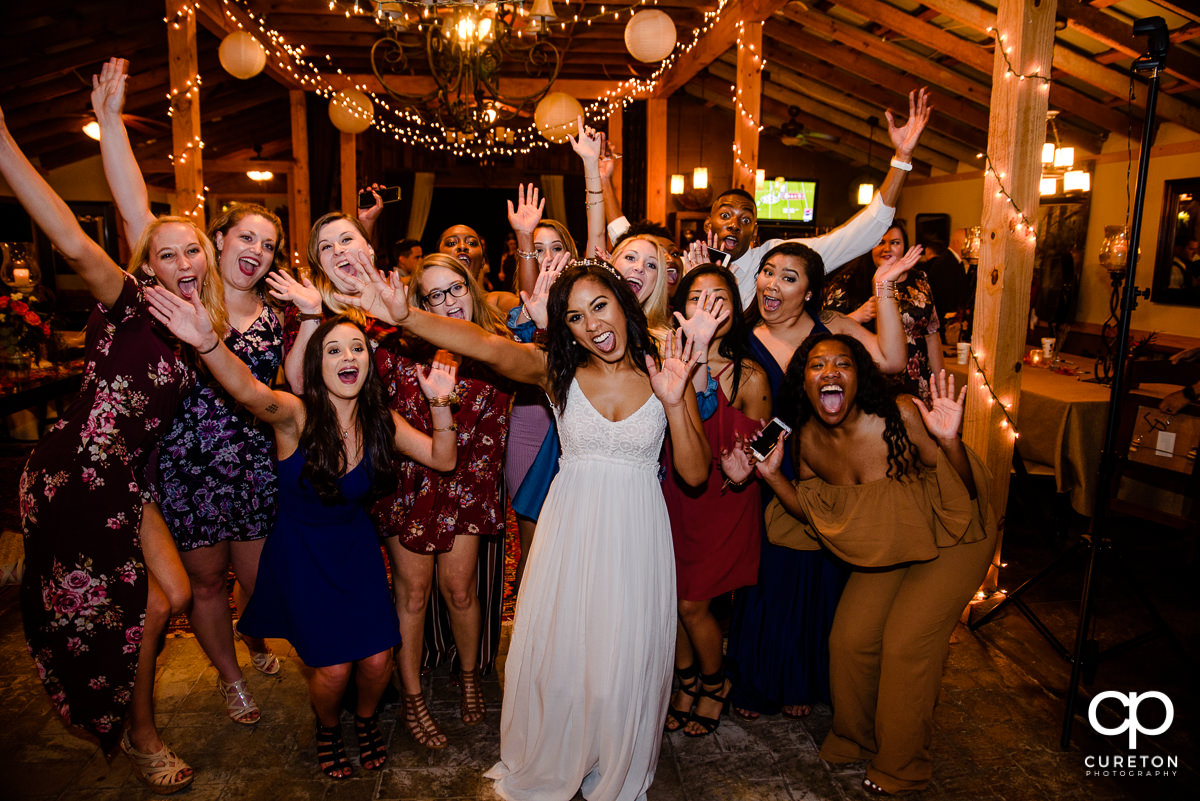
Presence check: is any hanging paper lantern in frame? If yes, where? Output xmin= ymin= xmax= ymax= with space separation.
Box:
xmin=624 ymin=10 xmax=676 ymax=63
xmin=218 ymin=31 xmax=267 ymax=80
xmin=329 ymin=89 xmax=374 ymax=134
xmin=534 ymin=92 xmax=584 ymax=143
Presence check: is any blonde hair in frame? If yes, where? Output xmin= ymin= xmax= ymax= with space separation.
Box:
xmin=305 ymin=211 xmax=370 ymax=327
xmin=611 ymin=234 xmax=672 ymax=337
xmin=129 ymin=216 xmax=228 ymax=336
xmin=409 ymin=253 xmax=505 ymax=335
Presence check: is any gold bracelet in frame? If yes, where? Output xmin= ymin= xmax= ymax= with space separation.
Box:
xmin=432 ymin=421 xmax=457 ymax=432
xmin=428 ymin=392 xmax=459 ymax=407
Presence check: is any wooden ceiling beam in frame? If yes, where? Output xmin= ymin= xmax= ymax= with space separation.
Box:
xmin=1054 ymin=0 xmax=1200 ymax=89
xmin=195 ymin=0 xmax=307 ymax=90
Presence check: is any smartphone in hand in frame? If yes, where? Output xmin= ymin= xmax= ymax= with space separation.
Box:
xmin=358 ymin=186 xmax=401 ymax=208
xmin=748 ymin=417 xmax=792 ymax=462
xmin=705 ymin=246 xmax=732 ymax=268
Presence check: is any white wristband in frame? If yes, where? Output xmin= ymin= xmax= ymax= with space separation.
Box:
xmin=890 ymin=157 xmax=913 ymax=172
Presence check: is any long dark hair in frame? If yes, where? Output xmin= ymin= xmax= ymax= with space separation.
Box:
xmin=781 ymin=333 xmax=915 ymax=480
xmin=825 ymin=221 xmax=908 ymax=314
xmin=743 ymin=241 xmax=826 ymax=330
xmin=299 ymin=316 xmax=397 ymax=503
xmin=671 ymin=263 xmax=753 ymax=403
xmin=544 ymin=259 xmax=656 ymax=409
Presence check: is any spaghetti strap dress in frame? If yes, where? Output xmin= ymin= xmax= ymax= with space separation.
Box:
xmin=237 ymin=448 xmax=400 ymax=667
xmin=486 ymin=379 xmax=674 ymax=801
xmin=725 ymin=316 xmax=848 ymax=714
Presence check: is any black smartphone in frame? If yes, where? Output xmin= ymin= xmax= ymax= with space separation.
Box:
xmin=358 ymin=186 xmax=401 ymax=208
xmin=705 ymin=246 xmax=732 ymax=267
xmin=748 ymin=417 xmax=792 ymax=462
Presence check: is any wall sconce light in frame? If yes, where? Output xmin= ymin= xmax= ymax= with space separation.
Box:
xmin=692 ymin=167 xmax=708 ymax=190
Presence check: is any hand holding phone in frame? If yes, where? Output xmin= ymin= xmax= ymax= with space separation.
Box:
xmin=358 ymin=186 xmax=401 ymax=209
xmin=705 ymin=246 xmax=732 ymax=268
xmin=748 ymin=417 xmax=792 ymax=462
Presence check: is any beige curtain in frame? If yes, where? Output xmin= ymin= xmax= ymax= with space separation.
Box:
xmin=406 ymin=172 xmax=435 ymax=241
xmin=541 ymin=174 xmax=567 ymax=225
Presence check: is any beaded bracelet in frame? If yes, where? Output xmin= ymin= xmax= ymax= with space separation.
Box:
xmin=585 ymin=188 xmax=604 ymax=195
xmin=516 ymin=249 xmax=538 ymax=259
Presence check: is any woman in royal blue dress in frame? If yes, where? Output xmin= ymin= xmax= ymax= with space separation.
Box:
xmin=145 ymin=294 xmax=460 ymax=780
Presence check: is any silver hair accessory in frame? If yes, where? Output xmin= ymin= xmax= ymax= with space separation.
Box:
xmin=572 ymin=257 xmax=621 ymax=281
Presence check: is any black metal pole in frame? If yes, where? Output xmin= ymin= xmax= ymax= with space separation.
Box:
xmin=1059 ymin=20 xmax=1167 ymax=749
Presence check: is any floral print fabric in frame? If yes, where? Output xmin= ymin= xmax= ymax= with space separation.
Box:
xmin=897 ymin=270 xmax=940 ymax=403
xmin=156 ymin=305 xmax=282 ymax=550
xmin=19 ymin=274 xmax=192 ymax=752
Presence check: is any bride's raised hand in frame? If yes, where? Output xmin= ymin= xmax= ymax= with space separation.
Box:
xmin=647 ymin=328 xmax=701 ymax=407
xmin=911 ymin=369 xmax=965 ymax=441
xmin=146 ymin=285 xmax=219 ymax=350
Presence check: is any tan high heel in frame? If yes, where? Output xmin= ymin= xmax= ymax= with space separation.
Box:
xmin=217 ymin=676 xmax=261 ymax=725
xmin=120 ymin=730 xmax=194 ymax=794
xmin=401 ymin=691 xmax=447 ymax=749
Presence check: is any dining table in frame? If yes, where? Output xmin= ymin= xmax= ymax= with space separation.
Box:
xmin=946 ymin=354 xmax=1122 ymax=517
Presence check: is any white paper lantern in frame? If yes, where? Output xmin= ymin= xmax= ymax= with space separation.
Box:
xmin=534 ymin=92 xmax=584 ymax=143
xmin=329 ymin=89 xmax=374 ymax=134
xmin=624 ymin=10 xmax=676 ymax=63
xmin=218 ymin=31 xmax=267 ymax=80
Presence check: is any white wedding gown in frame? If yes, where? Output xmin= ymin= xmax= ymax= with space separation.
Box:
xmin=486 ymin=379 xmax=675 ymax=801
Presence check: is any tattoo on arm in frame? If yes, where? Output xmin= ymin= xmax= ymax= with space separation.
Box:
xmin=819 ymin=310 xmax=837 ymax=324
xmin=265 ymin=402 xmax=279 ymax=414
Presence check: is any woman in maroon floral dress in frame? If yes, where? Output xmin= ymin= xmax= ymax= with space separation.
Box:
xmin=1 ymin=106 xmax=227 ymax=793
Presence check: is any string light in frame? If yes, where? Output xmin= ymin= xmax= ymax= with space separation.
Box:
xmin=967 ymin=348 xmax=1021 ymax=441
xmin=976 ymin=152 xmax=1038 ymax=244
xmin=986 ymin=27 xmax=1051 ymax=89
xmin=731 ymin=19 xmax=766 ymax=181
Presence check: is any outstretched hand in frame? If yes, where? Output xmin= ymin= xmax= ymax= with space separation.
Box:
xmin=911 ymin=369 xmax=966 ymax=441
xmin=519 ymin=250 xmax=569 ymax=329
xmin=673 ymin=287 xmax=729 ymax=357
xmin=887 ymin=87 xmax=931 ymax=160
xmin=874 ymin=244 xmax=924 ymax=284
xmin=145 ymin=285 xmax=219 ymax=351
xmin=507 ymin=182 xmax=545 ymax=235
xmin=91 ymin=57 xmax=129 ymax=123
xmin=265 ymin=270 xmax=323 ymax=315
xmin=646 ymin=328 xmax=702 ymax=408
xmin=334 ymin=257 xmax=410 ymax=325
xmin=567 ymin=118 xmax=603 ymax=163
xmin=720 ymin=432 xmax=757 ymax=485
xmin=416 ymin=349 xmax=459 ymax=400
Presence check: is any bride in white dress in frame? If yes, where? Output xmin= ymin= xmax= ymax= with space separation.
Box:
xmin=341 ymin=258 xmax=710 ymax=801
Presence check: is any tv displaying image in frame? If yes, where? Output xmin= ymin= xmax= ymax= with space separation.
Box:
xmin=755 ymin=179 xmax=817 ymax=222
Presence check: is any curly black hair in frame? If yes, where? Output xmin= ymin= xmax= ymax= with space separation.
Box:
xmin=780 ymin=333 xmax=916 ymax=481
xmin=544 ymin=259 xmax=657 ymax=409
xmin=670 ymin=263 xmax=752 ymax=403
xmin=299 ymin=316 xmax=397 ymax=504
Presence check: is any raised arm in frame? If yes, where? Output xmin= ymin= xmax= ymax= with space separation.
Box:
xmin=908 ymin=369 xmax=974 ymax=496
xmin=878 ymin=87 xmax=930 ymax=209
xmin=0 ymin=105 xmax=125 ymax=307
xmin=568 ymin=120 xmax=606 ymax=258
xmin=390 ymin=352 xmax=458 ymax=472
xmin=648 ymin=330 xmax=712 ymax=486
xmin=92 ymin=58 xmax=156 ymax=246
xmin=507 ymin=183 xmax=545 ymax=299
xmin=146 ymin=285 xmax=303 ymax=437
xmin=338 ymin=261 xmax=548 ymax=388
xmin=828 ymin=245 xmax=923 ymax=374
xmin=266 ymin=269 xmax=325 ymax=392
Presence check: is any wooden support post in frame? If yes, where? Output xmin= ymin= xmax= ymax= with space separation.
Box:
xmin=608 ymin=104 xmax=623 ymax=205
xmin=340 ymin=132 xmax=357 ymax=216
xmin=733 ymin=19 xmax=763 ymax=191
xmin=964 ymin=0 xmax=1057 ymax=590
xmin=289 ymin=91 xmax=311 ymax=272
xmin=166 ymin=0 xmax=204 ymax=225
xmin=646 ymin=98 xmax=668 ymax=225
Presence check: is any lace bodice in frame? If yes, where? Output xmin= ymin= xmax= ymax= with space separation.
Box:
xmin=553 ymin=379 xmax=667 ymax=472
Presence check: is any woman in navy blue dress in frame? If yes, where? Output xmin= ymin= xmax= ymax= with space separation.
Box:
xmin=145 ymin=299 xmax=460 ymax=780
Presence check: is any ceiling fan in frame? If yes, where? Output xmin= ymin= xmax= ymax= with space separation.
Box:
xmin=764 ymin=105 xmax=840 ymax=147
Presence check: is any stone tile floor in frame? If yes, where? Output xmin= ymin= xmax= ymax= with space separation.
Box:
xmin=0 ymin=515 xmax=1196 ymax=800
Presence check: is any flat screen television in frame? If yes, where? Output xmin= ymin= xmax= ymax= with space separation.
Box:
xmin=755 ymin=179 xmax=817 ymax=223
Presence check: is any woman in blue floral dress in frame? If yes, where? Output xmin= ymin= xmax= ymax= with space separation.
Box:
xmin=92 ymin=58 xmax=288 ymax=727
xmin=2 ymin=101 xmax=228 ymax=792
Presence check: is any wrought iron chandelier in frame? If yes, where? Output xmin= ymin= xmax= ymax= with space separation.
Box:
xmin=334 ymin=1 xmax=562 ymax=141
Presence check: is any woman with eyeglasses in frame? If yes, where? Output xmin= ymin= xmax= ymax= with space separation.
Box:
xmin=369 ymin=253 xmax=515 ymax=748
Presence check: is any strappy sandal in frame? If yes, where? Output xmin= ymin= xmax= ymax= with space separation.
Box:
xmin=862 ymin=777 xmax=892 ymax=796
xmin=459 ymin=668 xmax=486 ymax=725
xmin=120 ymin=729 xmax=194 ymax=794
xmin=316 ymin=721 xmax=352 ymax=779
xmin=234 ymin=625 xmax=281 ymax=675
xmin=217 ymin=676 xmax=261 ymax=725
xmin=664 ymin=663 xmax=700 ymax=733
xmin=683 ymin=669 xmax=731 ymax=738
xmin=354 ymin=714 xmax=388 ymax=770
xmin=402 ymin=691 xmax=447 ymax=749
